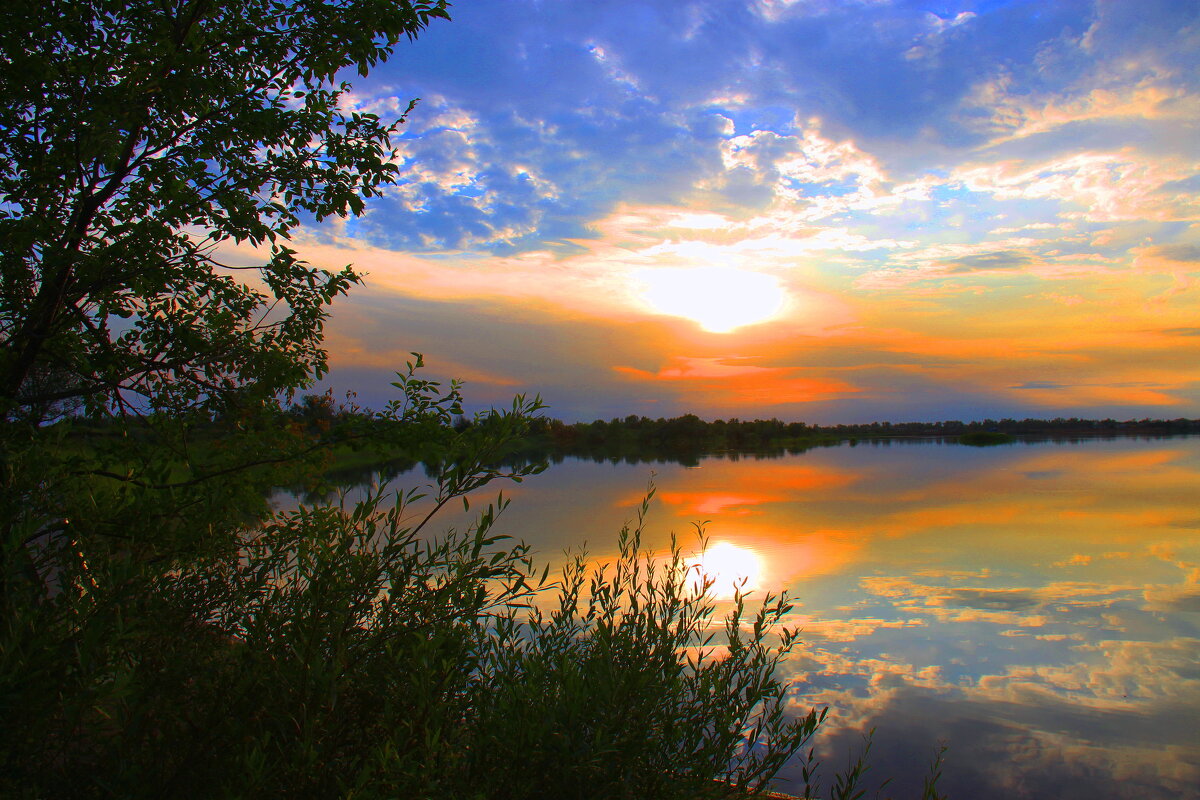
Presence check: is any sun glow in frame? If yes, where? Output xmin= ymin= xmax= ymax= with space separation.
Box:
xmin=635 ymin=267 xmax=787 ymax=333
xmin=686 ymin=541 xmax=765 ymax=599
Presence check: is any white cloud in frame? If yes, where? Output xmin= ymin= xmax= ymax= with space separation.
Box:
xmin=752 ymin=0 xmax=892 ymax=23
xmin=952 ymin=151 xmax=1200 ymax=222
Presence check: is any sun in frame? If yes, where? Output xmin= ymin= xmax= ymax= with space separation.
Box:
xmin=635 ymin=266 xmax=787 ymax=333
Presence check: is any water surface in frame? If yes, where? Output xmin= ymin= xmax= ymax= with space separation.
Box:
xmin=283 ymin=436 xmax=1200 ymax=799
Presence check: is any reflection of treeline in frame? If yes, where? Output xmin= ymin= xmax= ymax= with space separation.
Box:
xmin=483 ymin=412 xmax=1200 ymax=462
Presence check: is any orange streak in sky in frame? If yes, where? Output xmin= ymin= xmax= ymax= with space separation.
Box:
xmin=613 ymin=357 xmax=859 ymax=404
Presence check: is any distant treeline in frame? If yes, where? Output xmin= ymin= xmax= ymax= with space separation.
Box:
xmin=485 ymin=413 xmax=1200 ymax=463
xmin=792 ymin=415 xmax=1200 ymax=438
xmin=62 ymin=399 xmax=1200 ymax=472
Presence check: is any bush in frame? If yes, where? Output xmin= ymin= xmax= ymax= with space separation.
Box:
xmin=2 ymin=483 xmax=822 ymax=799
xmin=467 ymin=492 xmax=823 ymax=800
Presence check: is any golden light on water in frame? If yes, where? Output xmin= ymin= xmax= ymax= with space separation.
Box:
xmin=635 ymin=266 xmax=786 ymax=333
xmin=686 ymin=540 xmax=765 ymax=598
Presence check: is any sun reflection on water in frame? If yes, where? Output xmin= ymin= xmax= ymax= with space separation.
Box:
xmin=686 ymin=540 xmax=765 ymax=598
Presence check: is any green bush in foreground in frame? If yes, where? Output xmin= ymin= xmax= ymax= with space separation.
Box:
xmin=1 ymin=482 xmax=821 ymax=798
xmin=470 ymin=494 xmax=822 ymax=800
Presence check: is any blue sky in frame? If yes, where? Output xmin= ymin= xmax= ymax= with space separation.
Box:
xmin=247 ymin=0 xmax=1200 ymax=422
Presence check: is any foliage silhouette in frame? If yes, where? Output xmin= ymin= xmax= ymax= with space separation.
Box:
xmin=1 ymin=0 xmax=449 ymax=420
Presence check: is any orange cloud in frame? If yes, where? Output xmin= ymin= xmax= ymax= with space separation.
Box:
xmin=1132 ymin=243 xmax=1200 ymax=275
xmin=967 ymin=78 xmax=1200 ymax=145
xmin=1009 ymin=383 xmax=1186 ymax=408
xmin=613 ymin=356 xmax=859 ymax=404
xmin=324 ymin=331 xmax=522 ymax=386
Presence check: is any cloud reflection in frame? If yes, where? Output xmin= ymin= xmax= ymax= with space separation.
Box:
xmin=433 ymin=437 xmax=1200 ymax=799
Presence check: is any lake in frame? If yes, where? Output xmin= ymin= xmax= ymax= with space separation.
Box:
xmin=280 ymin=435 xmax=1200 ymax=799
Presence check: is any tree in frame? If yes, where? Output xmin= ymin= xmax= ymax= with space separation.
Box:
xmin=0 ymin=0 xmax=450 ymax=422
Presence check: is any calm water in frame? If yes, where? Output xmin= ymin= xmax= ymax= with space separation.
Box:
xmin=281 ymin=436 xmax=1200 ymax=799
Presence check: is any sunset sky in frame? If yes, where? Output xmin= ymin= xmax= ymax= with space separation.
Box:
xmin=262 ymin=0 xmax=1199 ymax=423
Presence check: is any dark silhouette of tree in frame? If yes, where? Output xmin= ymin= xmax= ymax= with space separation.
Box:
xmin=0 ymin=0 xmax=450 ymax=422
